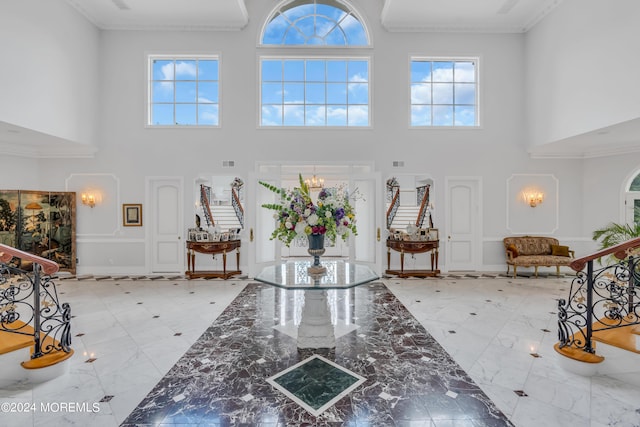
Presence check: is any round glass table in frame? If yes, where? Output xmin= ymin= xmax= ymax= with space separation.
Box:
xmin=255 ymin=260 xmax=379 ymax=348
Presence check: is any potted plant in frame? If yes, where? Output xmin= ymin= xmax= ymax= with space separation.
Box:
xmin=592 ymin=221 xmax=640 ymax=264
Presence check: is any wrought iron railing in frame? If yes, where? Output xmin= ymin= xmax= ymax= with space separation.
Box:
xmin=0 ymin=244 xmax=71 ymax=359
xmin=386 ymin=186 xmax=400 ymax=229
xmin=200 ymin=184 xmax=215 ymax=227
xmin=557 ymin=237 xmax=640 ymax=356
xmin=231 ymin=187 xmax=244 ymax=228
xmin=415 ymin=185 xmax=432 ymax=228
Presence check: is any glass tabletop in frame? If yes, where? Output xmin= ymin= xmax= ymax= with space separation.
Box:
xmin=254 ymin=260 xmax=379 ymax=290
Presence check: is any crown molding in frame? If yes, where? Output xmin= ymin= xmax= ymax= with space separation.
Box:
xmin=65 ymin=0 xmax=248 ymax=32
xmin=522 ymin=0 xmax=564 ymax=32
xmin=98 ymin=22 xmax=248 ymax=32
xmin=0 ymin=142 xmax=97 ymax=159
xmin=529 ymin=143 xmax=640 ymax=160
xmin=381 ymin=0 xmax=565 ymax=34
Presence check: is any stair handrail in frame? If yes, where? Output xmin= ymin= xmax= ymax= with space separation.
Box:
xmin=557 ymin=236 xmax=640 ymax=358
xmin=386 ymin=186 xmax=400 ymax=230
xmin=200 ymin=184 xmax=215 ymax=227
xmin=569 ymin=236 xmax=640 ymax=272
xmin=415 ymin=185 xmax=432 ymax=228
xmin=0 ymin=244 xmax=59 ymax=275
xmin=0 ymin=243 xmax=71 ymax=360
xmin=231 ymin=187 xmax=244 ymax=228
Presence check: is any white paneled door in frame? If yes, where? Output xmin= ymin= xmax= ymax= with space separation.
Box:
xmin=248 ymin=172 xmax=280 ymax=277
xmin=148 ymin=177 xmax=184 ymax=273
xmin=445 ymin=177 xmax=481 ymax=271
xmin=351 ymin=173 xmax=381 ymax=274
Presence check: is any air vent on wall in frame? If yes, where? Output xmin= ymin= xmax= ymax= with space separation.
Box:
xmin=222 ymin=160 xmax=235 ymax=168
xmin=392 ymin=161 xmax=405 ymax=168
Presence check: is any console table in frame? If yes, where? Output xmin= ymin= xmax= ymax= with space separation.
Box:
xmin=186 ymin=240 xmax=241 ymax=279
xmin=386 ymin=239 xmax=440 ymax=278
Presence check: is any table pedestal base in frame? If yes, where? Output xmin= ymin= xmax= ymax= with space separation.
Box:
xmin=297 ymin=290 xmax=335 ymax=349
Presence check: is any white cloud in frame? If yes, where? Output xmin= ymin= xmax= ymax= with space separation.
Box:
xmin=411 ymin=84 xmax=431 ymax=104
xmin=348 ymin=105 xmax=368 ymax=126
xmin=175 ymin=61 xmax=197 ymax=79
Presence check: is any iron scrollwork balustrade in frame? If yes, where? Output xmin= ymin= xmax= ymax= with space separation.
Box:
xmin=416 ymin=185 xmax=427 ymax=207
xmin=200 ymin=184 xmax=214 ymax=227
xmin=415 ymin=185 xmax=431 ymax=229
xmin=0 ymin=263 xmax=72 ymax=359
xmin=386 ymin=187 xmax=400 ymax=230
xmin=231 ymin=187 xmax=244 ymax=228
xmin=557 ymin=256 xmax=640 ymax=355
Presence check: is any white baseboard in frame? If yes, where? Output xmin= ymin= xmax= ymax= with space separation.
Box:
xmin=76 ymin=266 xmax=150 ymax=276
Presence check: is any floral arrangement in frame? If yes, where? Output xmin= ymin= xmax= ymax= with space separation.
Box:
xmin=259 ymin=174 xmax=358 ymax=246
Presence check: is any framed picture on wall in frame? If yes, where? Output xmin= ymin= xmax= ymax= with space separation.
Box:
xmin=123 ymin=204 xmax=142 ymax=226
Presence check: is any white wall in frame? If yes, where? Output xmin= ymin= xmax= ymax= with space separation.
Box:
xmin=0 ymin=0 xmax=99 ymax=145
xmin=3 ymin=0 xmax=593 ymax=273
xmin=525 ymin=0 xmax=640 ymax=147
xmin=583 ymin=154 xmax=640 ymax=235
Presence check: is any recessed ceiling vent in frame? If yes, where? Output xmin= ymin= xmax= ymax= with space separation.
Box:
xmin=111 ymin=0 xmax=131 ymax=11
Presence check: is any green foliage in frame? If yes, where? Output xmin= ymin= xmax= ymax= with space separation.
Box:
xmin=258 ymin=174 xmax=358 ymax=247
xmin=592 ymin=222 xmax=640 ymax=264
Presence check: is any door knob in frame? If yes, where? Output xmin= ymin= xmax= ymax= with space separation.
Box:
xmin=377 ymin=227 xmax=381 ymax=242
xmin=250 ymin=228 xmax=254 ymax=242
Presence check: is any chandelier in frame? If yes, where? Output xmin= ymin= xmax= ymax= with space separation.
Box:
xmin=305 ymin=168 xmax=324 ymax=189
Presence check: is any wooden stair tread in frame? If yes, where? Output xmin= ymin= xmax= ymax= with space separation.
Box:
xmin=0 ymin=320 xmax=35 ymax=354
xmin=1 ymin=320 xmax=73 ymax=368
xmin=21 ymin=349 xmax=74 ymax=369
xmin=553 ymin=342 xmax=604 ymax=363
xmin=592 ymin=326 xmax=640 ymax=354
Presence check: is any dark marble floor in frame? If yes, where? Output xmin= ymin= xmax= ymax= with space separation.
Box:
xmin=122 ymin=282 xmax=513 ymax=426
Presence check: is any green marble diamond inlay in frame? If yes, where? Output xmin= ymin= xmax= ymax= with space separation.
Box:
xmin=267 ymin=355 xmax=366 ymax=416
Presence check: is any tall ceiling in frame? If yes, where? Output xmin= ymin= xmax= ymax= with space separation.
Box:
xmin=5 ymin=0 xmax=637 ymax=159
xmin=64 ymin=0 xmax=562 ymax=32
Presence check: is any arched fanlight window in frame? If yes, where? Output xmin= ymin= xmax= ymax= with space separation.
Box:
xmin=630 ymin=173 xmax=640 ymax=191
xmin=624 ymin=170 xmax=640 ymax=224
xmin=261 ymin=0 xmax=369 ymax=46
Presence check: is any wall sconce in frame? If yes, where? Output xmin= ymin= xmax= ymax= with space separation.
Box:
xmin=523 ymin=190 xmax=544 ymax=208
xmin=81 ymin=192 xmax=97 ymax=208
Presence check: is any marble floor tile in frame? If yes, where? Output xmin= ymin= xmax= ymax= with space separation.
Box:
xmin=122 ymin=283 xmax=513 ymax=426
xmin=0 ymin=275 xmax=639 ymax=426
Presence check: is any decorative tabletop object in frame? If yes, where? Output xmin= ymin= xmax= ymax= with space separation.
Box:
xmin=259 ymin=174 xmax=358 ymax=275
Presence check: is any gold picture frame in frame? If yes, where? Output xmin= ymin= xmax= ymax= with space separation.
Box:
xmin=123 ymin=204 xmax=142 ymax=226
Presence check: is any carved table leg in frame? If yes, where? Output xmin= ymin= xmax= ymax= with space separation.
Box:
xmin=223 ymin=250 xmax=227 ymax=275
xmin=430 ymin=249 xmax=435 ymax=271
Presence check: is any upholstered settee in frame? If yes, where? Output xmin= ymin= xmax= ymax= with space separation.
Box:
xmin=503 ymin=236 xmax=574 ymax=278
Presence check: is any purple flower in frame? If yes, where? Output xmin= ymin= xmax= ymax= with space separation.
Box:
xmin=334 ymin=208 xmax=345 ymax=220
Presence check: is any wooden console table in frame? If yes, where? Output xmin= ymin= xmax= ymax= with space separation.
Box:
xmin=386 ymin=239 xmax=440 ymax=278
xmin=186 ymin=240 xmax=241 ymax=279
